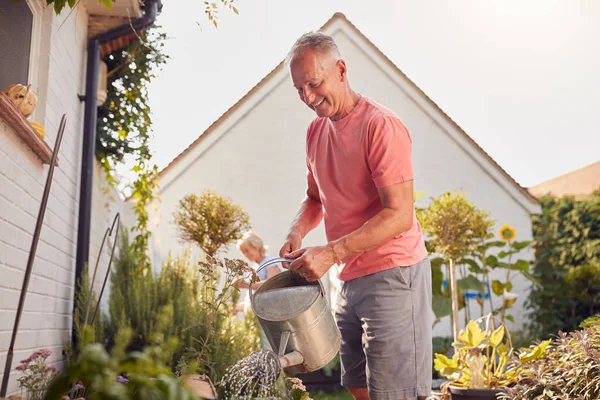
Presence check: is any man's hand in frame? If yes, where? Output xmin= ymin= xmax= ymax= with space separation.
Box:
xmin=279 ymin=231 xmax=303 ymax=267
xmin=286 ymin=245 xmax=335 ymax=282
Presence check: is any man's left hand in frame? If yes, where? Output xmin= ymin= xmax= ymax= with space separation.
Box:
xmin=286 ymin=245 xmax=335 ymax=281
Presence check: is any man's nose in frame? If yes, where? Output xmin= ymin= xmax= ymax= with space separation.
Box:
xmin=304 ymin=88 xmax=316 ymax=105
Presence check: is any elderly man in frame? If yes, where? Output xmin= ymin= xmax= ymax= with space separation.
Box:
xmin=279 ymin=32 xmax=432 ymax=400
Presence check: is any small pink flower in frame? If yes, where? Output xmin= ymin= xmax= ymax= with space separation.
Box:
xmin=16 ymin=364 xmax=27 ymax=371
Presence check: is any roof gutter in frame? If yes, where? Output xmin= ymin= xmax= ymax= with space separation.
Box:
xmin=74 ymin=0 xmax=162 ymax=345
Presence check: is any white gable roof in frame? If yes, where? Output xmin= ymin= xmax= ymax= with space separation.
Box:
xmin=159 ymin=12 xmax=540 ymax=215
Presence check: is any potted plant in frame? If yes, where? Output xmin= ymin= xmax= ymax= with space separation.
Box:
xmin=434 ymin=313 xmax=548 ymax=400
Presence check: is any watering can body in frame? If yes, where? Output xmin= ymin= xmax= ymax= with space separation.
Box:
xmin=250 ymin=258 xmax=341 ymax=374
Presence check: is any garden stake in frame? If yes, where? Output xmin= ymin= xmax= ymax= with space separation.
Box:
xmin=83 ymin=226 xmax=110 ymax=326
xmin=1 ymin=115 xmax=67 ymax=396
xmin=90 ymin=212 xmax=120 ymax=326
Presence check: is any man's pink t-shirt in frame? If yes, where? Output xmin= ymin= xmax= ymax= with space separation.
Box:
xmin=306 ymin=96 xmax=427 ymax=281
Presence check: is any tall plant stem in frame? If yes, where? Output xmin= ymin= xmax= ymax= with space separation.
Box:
xmin=449 ymin=258 xmax=460 ymax=341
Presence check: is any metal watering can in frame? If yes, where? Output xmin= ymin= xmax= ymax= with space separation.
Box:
xmin=250 ymin=257 xmax=341 ymax=374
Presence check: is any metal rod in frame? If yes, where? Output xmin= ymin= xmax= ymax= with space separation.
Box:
xmin=1 ymin=115 xmax=67 ymax=396
xmin=83 ymin=227 xmax=110 ymax=326
xmin=90 ymin=213 xmax=120 ymax=326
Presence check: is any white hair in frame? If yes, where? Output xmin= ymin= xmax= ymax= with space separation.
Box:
xmin=236 ymin=231 xmax=267 ymax=256
xmin=285 ymin=31 xmax=342 ymax=67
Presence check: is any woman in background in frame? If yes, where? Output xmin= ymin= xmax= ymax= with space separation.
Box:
xmin=233 ymin=231 xmax=285 ymax=350
xmin=233 ymin=231 xmax=285 ymax=291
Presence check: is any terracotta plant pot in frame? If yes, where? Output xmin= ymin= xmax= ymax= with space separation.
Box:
xmin=450 ymin=386 xmax=504 ymax=400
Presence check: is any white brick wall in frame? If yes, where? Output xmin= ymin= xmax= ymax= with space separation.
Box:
xmin=0 ymin=4 xmax=132 ymax=394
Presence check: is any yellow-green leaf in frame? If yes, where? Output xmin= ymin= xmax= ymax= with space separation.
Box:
xmin=458 ymin=320 xmax=486 ymax=347
xmin=489 ymin=325 xmax=504 ymax=347
xmin=491 ymin=280 xmax=505 ymax=296
xmin=433 ymin=353 xmax=459 ymax=379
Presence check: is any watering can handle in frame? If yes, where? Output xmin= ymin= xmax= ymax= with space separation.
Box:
xmin=249 ymin=257 xmax=327 ymax=305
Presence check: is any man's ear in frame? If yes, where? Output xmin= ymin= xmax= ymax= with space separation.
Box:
xmin=336 ymin=59 xmax=347 ymax=82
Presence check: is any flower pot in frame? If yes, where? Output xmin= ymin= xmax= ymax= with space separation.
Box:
xmin=450 ymin=386 xmax=503 ymax=400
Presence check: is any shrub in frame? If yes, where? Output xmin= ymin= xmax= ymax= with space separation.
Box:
xmin=173 ymin=190 xmax=250 ymax=257
xmin=108 ymin=232 xmax=259 ymax=383
xmin=526 ymin=192 xmax=600 ymax=339
xmin=501 ymin=315 xmax=600 ymax=399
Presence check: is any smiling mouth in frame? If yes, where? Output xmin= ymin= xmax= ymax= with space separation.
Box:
xmin=312 ymin=99 xmax=325 ymax=109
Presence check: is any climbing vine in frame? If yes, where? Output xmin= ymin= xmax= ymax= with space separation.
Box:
xmin=96 ymin=26 xmax=168 ymax=270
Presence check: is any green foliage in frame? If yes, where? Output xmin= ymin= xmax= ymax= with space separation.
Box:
xmin=44 ymin=307 xmax=196 ymax=400
xmin=173 ymin=190 xmax=251 ymax=257
xmin=526 ymin=192 xmax=600 ymax=339
xmin=108 ymin=231 xmax=260 ymax=384
xmin=420 ymin=191 xmax=495 ymax=262
xmin=500 ymin=315 xmax=600 ymax=399
xmin=419 ymin=191 xmax=536 ymax=328
xmin=310 ymin=391 xmax=354 ymax=400
xmin=96 ymin=26 xmax=168 ymax=273
xmin=461 ymin=228 xmax=535 ymax=324
xmin=420 ymin=191 xmax=494 ymax=332
xmin=65 ymin=263 xmax=109 ymax=364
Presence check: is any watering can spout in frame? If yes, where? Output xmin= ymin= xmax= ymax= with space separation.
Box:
xmin=278 ymin=350 xmax=304 ymax=369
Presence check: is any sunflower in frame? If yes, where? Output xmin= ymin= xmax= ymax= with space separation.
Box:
xmin=499 ymin=224 xmax=517 ymax=241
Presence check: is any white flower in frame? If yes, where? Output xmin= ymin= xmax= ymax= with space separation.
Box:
xmin=503 ymin=292 xmax=518 ymax=301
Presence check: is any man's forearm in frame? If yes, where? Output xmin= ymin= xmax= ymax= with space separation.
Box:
xmin=331 ymin=207 xmax=413 ymax=261
xmin=288 ymin=195 xmax=323 ymax=239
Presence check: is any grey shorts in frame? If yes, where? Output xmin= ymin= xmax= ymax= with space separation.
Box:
xmin=335 ymin=257 xmax=432 ymax=400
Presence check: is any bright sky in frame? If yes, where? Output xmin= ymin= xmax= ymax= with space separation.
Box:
xmin=146 ymin=0 xmax=600 ymax=188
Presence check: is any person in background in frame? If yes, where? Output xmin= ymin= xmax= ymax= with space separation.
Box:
xmin=233 ymin=231 xmax=285 ymax=350
xmin=233 ymin=230 xmax=285 ymax=291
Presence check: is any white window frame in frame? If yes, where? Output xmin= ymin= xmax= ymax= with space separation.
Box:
xmin=24 ymin=0 xmax=44 ymax=96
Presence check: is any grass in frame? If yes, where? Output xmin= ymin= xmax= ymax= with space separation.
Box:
xmin=310 ymin=390 xmax=354 ymax=400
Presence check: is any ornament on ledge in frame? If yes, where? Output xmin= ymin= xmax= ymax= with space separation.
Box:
xmin=2 ymin=83 xmax=37 ymax=118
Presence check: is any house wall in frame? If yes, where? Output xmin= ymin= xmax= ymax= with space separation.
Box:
xmin=153 ymin=25 xmax=537 ymax=341
xmin=0 ymin=4 xmax=131 ymax=394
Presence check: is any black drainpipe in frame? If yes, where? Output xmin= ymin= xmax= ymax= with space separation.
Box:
xmin=74 ymin=0 xmax=162 ymax=344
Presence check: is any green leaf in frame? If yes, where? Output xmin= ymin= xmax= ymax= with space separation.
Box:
xmin=457 ymin=274 xmax=485 ymax=294
xmin=512 ymin=240 xmax=532 ymax=251
xmin=53 ymin=0 xmax=66 ymax=13
xmin=505 ymin=314 xmax=515 ymax=323
xmin=512 ymin=259 xmax=530 ymax=272
xmin=432 ymin=295 xmax=452 ymax=319
xmin=486 ymin=255 xmax=499 ymax=268
xmin=432 ymin=265 xmax=445 ymax=294
xmin=491 ymin=280 xmax=505 ymax=296
xmin=101 ymin=0 xmax=114 ymax=10
xmin=461 ymin=258 xmax=482 ymax=273
xmin=498 ymin=250 xmax=509 ymax=259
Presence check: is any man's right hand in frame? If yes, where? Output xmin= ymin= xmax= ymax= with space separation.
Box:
xmin=280 ymin=231 xmax=303 ymax=267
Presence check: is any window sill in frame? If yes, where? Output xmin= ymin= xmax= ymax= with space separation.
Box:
xmin=0 ymin=92 xmax=56 ymax=165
